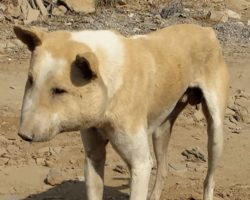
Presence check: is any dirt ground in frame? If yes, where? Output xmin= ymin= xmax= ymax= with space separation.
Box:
xmin=0 ymin=1 xmax=250 ymax=200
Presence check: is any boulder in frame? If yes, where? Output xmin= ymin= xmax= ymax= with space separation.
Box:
xmin=226 ymin=9 xmax=241 ymax=20
xmin=210 ymin=10 xmax=228 ymax=22
xmin=62 ymin=0 xmax=95 ymax=13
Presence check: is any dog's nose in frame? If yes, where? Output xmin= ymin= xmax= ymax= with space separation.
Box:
xmin=18 ymin=132 xmax=33 ymax=142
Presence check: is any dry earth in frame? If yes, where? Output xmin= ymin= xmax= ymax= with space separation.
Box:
xmin=0 ymin=1 xmax=250 ymax=200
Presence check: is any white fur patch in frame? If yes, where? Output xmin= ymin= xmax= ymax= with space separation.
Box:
xmin=70 ymin=31 xmax=124 ymax=98
xmin=36 ymin=51 xmax=66 ymax=87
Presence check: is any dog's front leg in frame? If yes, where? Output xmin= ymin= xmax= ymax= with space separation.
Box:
xmin=109 ymin=128 xmax=152 ymax=200
xmin=81 ymin=128 xmax=108 ymax=200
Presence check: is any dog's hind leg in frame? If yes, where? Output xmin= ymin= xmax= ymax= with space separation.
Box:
xmin=200 ymin=67 xmax=229 ymax=200
xmin=149 ymin=98 xmax=189 ymax=200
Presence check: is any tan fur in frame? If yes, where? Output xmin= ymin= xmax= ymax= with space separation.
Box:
xmin=14 ymin=24 xmax=229 ymax=200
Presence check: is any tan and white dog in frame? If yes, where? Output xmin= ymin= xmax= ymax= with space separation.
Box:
xmin=14 ymin=24 xmax=229 ymax=200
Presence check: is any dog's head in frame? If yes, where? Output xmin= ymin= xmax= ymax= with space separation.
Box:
xmin=14 ymin=26 xmax=108 ymax=142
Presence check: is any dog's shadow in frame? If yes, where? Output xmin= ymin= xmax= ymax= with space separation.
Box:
xmin=21 ymin=180 xmax=129 ymax=200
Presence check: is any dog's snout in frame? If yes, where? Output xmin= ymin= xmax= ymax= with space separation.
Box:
xmin=18 ymin=132 xmax=33 ymax=142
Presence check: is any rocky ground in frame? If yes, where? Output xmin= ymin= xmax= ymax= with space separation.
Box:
xmin=0 ymin=0 xmax=250 ymax=200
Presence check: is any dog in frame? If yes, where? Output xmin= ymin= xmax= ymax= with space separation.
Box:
xmin=14 ymin=24 xmax=229 ymax=200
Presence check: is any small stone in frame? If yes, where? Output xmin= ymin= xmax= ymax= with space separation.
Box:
xmin=117 ymin=0 xmax=127 ymax=5
xmin=113 ymin=165 xmax=129 ymax=174
xmin=52 ymin=5 xmax=67 ymax=16
xmin=7 ymin=5 xmax=21 ymax=18
xmin=36 ymin=158 xmax=46 ymax=166
xmin=160 ymin=0 xmax=183 ymax=19
xmin=38 ymin=147 xmax=50 ymax=154
xmin=77 ymin=176 xmax=85 ymax=181
xmin=44 ymin=159 xmax=54 ymax=167
xmin=9 ymin=86 xmax=16 ymax=89
xmin=0 ymin=157 xmax=9 ymax=166
xmin=210 ymin=10 xmax=228 ymax=23
xmin=128 ymin=13 xmax=134 ymax=18
xmin=181 ymin=147 xmax=206 ymax=162
xmin=236 ymin=21 xmax=244 ymax=26
xmin=248 ymin=20 xmax=250 ymax=26
xmin=69 ymin=159 xmax=76 ymax=164
xmin=226 ymin=9 xmax=241 ymax=20
xmin=0 ymin=148 xmax=7 ymax=157
xmin=0 ymin=3 xmax=7 ymax=12
xmin=44 ymin=169 xmax=63 ymax=186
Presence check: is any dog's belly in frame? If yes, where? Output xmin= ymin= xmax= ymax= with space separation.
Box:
xmin=147 ymin=102 xmax=177 ymax=134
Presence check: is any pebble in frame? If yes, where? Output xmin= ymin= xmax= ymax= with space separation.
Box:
xmin=36 ymin=157 xmax=46 ymax=166
xmin=0 ymin=147 xmax=7 ymax=157
xmin=181 ymin=147 xmax=206 ymax=162
xmin=0 ymin=157 xmax=9 ymax=166
xmin=226 ymin=9 xmax=241 ymax=20
xmin=113 ymin=164 xmax=129 ymax=174
xmin=38 ymin=147 xmax=50 ymax=155
xmin=77 ymin=176 xmax=85 ymax=182
xmin=44 ymin=159 xmax=54 ymax=167
xmin=44 ymin=169 xmax=63 ymax=186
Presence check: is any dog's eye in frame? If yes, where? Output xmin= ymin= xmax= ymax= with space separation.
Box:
xmin=51 ymin=88 xmax=67 ymax=95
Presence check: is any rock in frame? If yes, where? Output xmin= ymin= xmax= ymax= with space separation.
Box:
xmin=44 ymin=169 xmax=63 ymax=186
xmin=0 ymin=148 xmax=7 ymax=157
xmin=44 ymin=159 xmax=54 ymax=167
xmin=248 ymin=20 xmax=250 ymax=26
xmin=236 ymin=21 xmax=244 ymax=26
xmin=210 ymin=10 xmax=228 ymax=23
xmin=63 ymin=0 xmax=95 ymax=13
xmin=117 ymin=0 xmax=127 ymax=5
xmin=160 ymin=0 xmax=183 ymax=19
xmin=229 ymin=126 xmax=241 ymax=134
xmin=38 ymin=147 xmax=50 ymax=155
xmin=7 ymin=5 xmax=21 ymax=18
xmin=113 ymin=165 xmax=129 ymax=174
xmin=36 ymin=158 xmax=46 ymax=166
xmin=52 ymin=5 xmax=67 ymax=16
xmin=69 ymin=159 xmax=76 ymax=164
xmin=25 ymin=7 xmax=40 ymax=24
xmin=0 ymin=157 xmax=9 ymax=166
xmin=226 ymin=9 xmax=241 ymax=20
xmin=0 ymin=3 xmax=7 ymax=12
xmin=77 ymin=176 xmax=85 ymax=181
xmin=0 ymin=11 xmax=4 ymax=22
xmin=181 ymin=147 xmax=206 ymax=162
xmin=34 ymin=0 xmax=48 ymax=16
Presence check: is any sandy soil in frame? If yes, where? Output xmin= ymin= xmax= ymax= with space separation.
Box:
xmin=0 ymin=1 xmax=250 ymax=200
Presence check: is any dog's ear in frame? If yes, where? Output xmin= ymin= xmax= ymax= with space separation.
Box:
xmin=75 ymin=52 xmax=98 ymax=80
xmin=13 ymin=26 xmax=45 ymax=51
